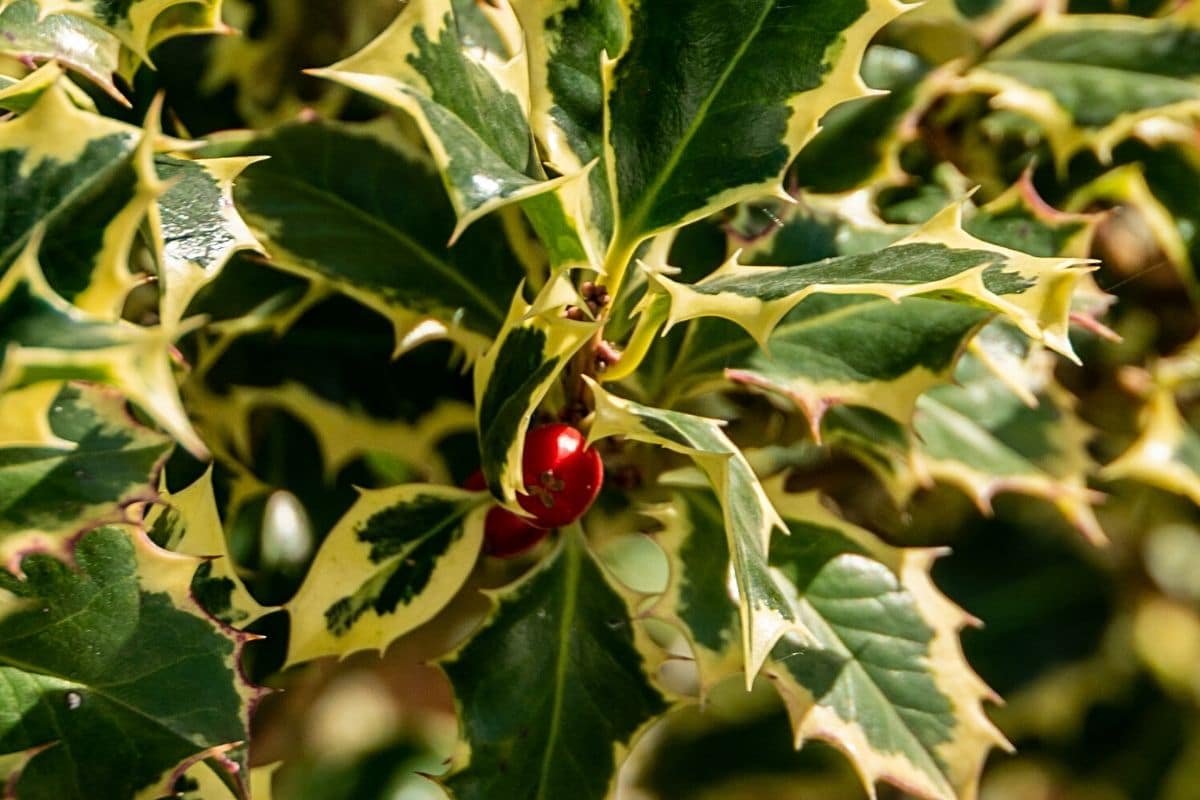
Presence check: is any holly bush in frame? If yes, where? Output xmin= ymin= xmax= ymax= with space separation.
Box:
xmin=4 ymin=0 xmax=1200 ymax=798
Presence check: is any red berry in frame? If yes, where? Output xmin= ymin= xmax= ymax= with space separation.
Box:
xmin=464 ymin=469 xmax=547 ymax=558
xmin=516 ymin=423 xmax=604 ymax=528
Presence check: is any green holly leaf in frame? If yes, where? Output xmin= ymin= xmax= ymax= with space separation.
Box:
xmin=213 ymin=120 xmax=526 ymax=359
xmin=587 ymin=379 xmax=797 ymax=684
xmin=0 ymin=0 xmax=122 ymax=101
xmin=0 ymin=62 xmax=99 ymax=113
xmin=963 ymin=6 xmax=1200 ymax=167
xmin=146 ymin=467 xmax=270 ymax=627
xmin=442 ymin=527 xmax=668 ymax=800
xmin=0 ymin=526 xmax=255 ymax=800
xmin=0 ymin=232 xmax=205 ymax=455
xmin=0 ymin=79 xmax=163 ymax=317
xmin=601 ymin=0 xmax=906 ymax=281
xmin=150 ymin=155 xmax=263 ymax=329
xmin=309 ymin=0 xmax=567 ymax=239
xmin=285 ymin=484 xmax=488 ymax=665
xmin=2 ymin=0 xmax=223 ymax=60
xmin=474 ymin=275 xmax=597 ymax=501
xmin=0 ymin=383 xmax=170 ymax=545
xmin=645 ymin=203 xmax=1087 ymax=364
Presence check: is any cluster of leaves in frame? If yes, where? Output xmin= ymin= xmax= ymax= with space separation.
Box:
xmin=4 ymin=0 xmax=1200 ymax=798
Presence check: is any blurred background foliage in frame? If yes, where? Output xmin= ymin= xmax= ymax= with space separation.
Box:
xmin=26 ymin=0 xmax=1200 ymax=796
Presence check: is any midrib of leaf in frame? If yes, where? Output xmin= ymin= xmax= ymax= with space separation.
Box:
xmin=0 ymin=140 xmax=134 ymax=269
xmin=796 ymin=595 xmax=952 ymax=795
xmin=250 ymin=173 xmax=506 ymax=325
xmin=534 ymin=534 xmax=580 ymax=800
xmin=614 ymin=0 xmax=775 ymax=249
xmin=668 ymin=296 xmax=898 ymax=388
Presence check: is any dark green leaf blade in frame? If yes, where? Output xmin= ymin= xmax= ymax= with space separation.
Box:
xmin=0 ymin=527 xmax=253 ymax=800
xmin=443 ymin=528 xmax=667 ymax=800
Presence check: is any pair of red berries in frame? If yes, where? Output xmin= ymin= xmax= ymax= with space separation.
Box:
xmin=465 ymin=423 xmax=604 ymax=558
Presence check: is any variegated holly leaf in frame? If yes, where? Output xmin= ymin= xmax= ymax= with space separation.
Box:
xmin=175 ymin=760 xmax=278 ymax=800
xmin=150 ymin=155 xmax=263 ymax=329
xmin=0 ymin=78 xmax=163 ymax=317
xmin=660 ymin=293 xmax=990 ymax=436
xmin=187 ymin=381 xmax=474 ymax=484
xmin=0 ymin=0 xmax=122 ymax=100
xmin=645 ymin=203 xmax=1087 ymax=363
xmin=309 ymin=0 xmax=567 ymax=240
xmin=0 ymin=232 xmax=205 ymax=455
xmin=912 ymin=354 xmax=1104 ymax=543
xmin=0 ymin=526 xmax=256 ymax=800
xmin=764 ymin=487 xmax=1008 ymax=800
xmin=643 ymin=481 xmax=1006 ymax=800
xmin=474 ymin=274 xmax=597 ymax=501
xmin=790 ymin=46 xmax=945 ymax=195
xmin=586 ymin=379 xmax=798 ymax=683
xmin=511 ymin=0 xmax=626 ymax=262
xmin=600 ymin=0 xmax=907 ymax=282
xmin=4 ymin=0 xmax=223 ymax=60
xmin=0 ymin=62 xmax=98 ymax=113
xmin=147 ymin=467 xmax=270 ymax=627
xmin=442 ymin=527 xmax=667 ymax=800
xmin=0 ymin=383 xmax=169 ymax=547
xmin=1101 ymin=388 xmax=1200 ymax=505
xmin=210 ymin=120 xmax=525 ymax=359
xmin=962 ymin=7 xmax=1200 ymax=167
xmin=285 ymin=484 xmax=487 ymax=665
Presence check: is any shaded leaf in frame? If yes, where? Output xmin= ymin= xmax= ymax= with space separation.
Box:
xmin=214 ymin=120 xmax=526 ymax=358
xmin=0 ymin=79 xmax=161 ymax=316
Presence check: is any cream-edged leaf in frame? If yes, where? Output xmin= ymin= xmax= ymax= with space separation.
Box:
xmin=474 ymin=274 xmax=597 ymax=501
xmin=285 ymin=484 xmax=487 ymax=666
xmin=587 ymin=379 xmax=798 ymax=684
xmin=146 ymin=467 xmax=271 ymax=627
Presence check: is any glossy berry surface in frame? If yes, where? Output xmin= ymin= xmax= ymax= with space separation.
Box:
xmin=517 ymin=423 xmax=604 ymax=529
xmin=464 ymin=470 xmax=548 ymax=558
